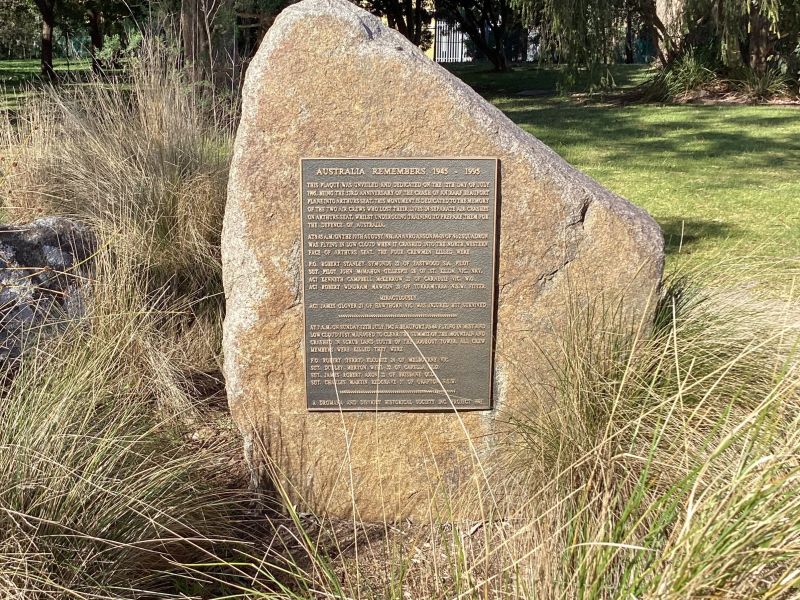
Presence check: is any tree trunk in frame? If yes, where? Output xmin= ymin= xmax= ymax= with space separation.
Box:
xmin=625 ymin=7 xmax=634 ymax=63
xmin=749 ymin=3 xmax=770 ymax=75
xmin=640 ymin=0 xmax=667 ymax=65
xmin=402 ymin=0 xmax=417 ymax=44
xmin=492 ymin=39 xmax=509 ymax=71
xmin=88 ymin=9 xmax=104 ymax=74
xmin=39 ymin=1 xmax=56 ymax=79
xmin=494 ymin=50 xmax=509 ymax=71
xmin=387 ymin=1 xmax=416 ymax=45
xmin=181 ymin=0 xmax=197 ymax=79
xmin=413 ymin=0 xmax=424 ymax=46
xmin=458 ymin=17 xmax=508 ymax=71
xmin=481 ymin=26 xmax=509 ymax=71
xmin=181 ymin=0 xmax=210 ymax=83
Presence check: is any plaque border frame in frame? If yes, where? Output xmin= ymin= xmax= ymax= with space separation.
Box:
xmin=299 ymin=157 xmax=499 ymax=413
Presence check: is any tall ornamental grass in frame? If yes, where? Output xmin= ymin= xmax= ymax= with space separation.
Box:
xmin=226 ymin=264 xmax=799 ymax=599
xmin=0 ymin=37 xmax=256 ymax=598
xmin=0 ymin=249 xmax=250 ymax=598
xmin=1 ymin=36 xmax=232 ymax=338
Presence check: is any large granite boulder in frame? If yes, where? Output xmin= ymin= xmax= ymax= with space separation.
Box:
xmin=223 ymin=0 xmax=664 ymax=520
xmin=0 ymin=218 xmax=94 ymax=361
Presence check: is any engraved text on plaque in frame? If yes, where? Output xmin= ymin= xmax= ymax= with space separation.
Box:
xmin=301 ymin=158 xmax=498 ymax=411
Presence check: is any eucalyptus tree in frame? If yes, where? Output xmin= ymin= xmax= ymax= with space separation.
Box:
xmin=30 ymin=0 xmax=58 ymax=77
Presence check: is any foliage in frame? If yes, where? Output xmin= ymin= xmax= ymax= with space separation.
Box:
xmin=0 ymin=39 xmax=258 ymax=599
xmin=507 ymin=267 xmax=800 ymax=598
xmin=731 ymin=64 xmax=792 ymax=99
xmin=0 ymin=248 xmax=246 ymax=598
xmin=512 ymin=0 xmax=664 ymax=75
xmin=215 ymin=264 xmax=800 ymax=599
xmin=0 ymin=0 xmax=40 ymax=59
xmin=357 ymin=0 xmax=433 ymax=49
xmin=529 ymin=0 xmax=620 ymax=65
xmin=436 ymin=0 xmax=525 ymax=71
xmin=681 ymin=0 xmax=795 ymax=70
xmin=233 ymin=0 xmax=298 ymax=57
xmin=2 ymin=37 xmax=234 ymax=314
xmin=511 ymin=0 xmax=800 ymax=93
xmin=642 ymin=50 xmax=718 ymax=100
xmin=96 ymin=27 xmax=143 ymax=65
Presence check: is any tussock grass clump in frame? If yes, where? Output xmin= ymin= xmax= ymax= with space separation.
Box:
xmin=732 ymin=65 xmax=793 ymax=100
xmin=636 ymin=55 xmax=798 ymax=104
xmin=233 ymin=265 xmax=799 ymax=599
xmin=1 ymin=37 xmax=233 ymax=316
xmin=0 ymin=248 xmax=250 ymax=598
xmin=506 ymin=267 xmax=800 ymax=598
xmin=638 ymin=51 xmax=719 ymax=102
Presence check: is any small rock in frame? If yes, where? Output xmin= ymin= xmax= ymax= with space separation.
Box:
xmin=0 ymin=218 xmax=95 ymax=361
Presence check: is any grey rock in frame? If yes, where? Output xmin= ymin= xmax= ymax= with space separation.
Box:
xmin=0 ymin=218 xmax=95 ymax=361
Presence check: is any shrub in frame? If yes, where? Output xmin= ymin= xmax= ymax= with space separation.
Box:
xmin=731 ymin=65 xmax=792 ymax=100
xmin=641 ymin=51 xmax=718 ymax=101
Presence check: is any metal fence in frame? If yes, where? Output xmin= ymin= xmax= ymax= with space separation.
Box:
xmin=434 ymin=20 xmax=470 ymax=63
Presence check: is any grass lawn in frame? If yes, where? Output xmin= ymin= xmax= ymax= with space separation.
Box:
xmin=0 ymin=58 xmax=90 ymax=110
xmin=451 ymin=63 xmax=800 ymax=285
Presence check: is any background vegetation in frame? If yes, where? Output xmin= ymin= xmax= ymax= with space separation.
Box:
xmin=0 ymin=0 xmax=798 ymax=596
xmin=3 ymin=0 xmax=800 ymax=93
xmin=451 ymin=63 xmax=800 ymax=281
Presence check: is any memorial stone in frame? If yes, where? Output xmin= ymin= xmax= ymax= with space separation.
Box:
xmin=222 ymin=0 xmax=664 ymax=519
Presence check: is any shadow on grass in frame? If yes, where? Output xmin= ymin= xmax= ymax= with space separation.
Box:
xmin=495 ymin=98 xmax=800 ymax=172
xmin=659 ymin=217 xmax=737 ymax=255
xmin=1 ymin=58 xmax=96 ymax=112
xmin=446 ymin=63 xmax=653 ymax=97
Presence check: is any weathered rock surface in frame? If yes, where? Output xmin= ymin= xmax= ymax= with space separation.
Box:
xmin=223 ymin=0 xmax=664 ymax=520
xmin=0 ymin=218 xmax=94 ymax=361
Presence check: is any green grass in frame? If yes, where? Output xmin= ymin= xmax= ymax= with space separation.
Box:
xmin=449 ymin=62 xmax=654 ymax=95
xmin=0 ymin=58 xmax=91 ymax=110
xmin=450 ymin=63 xmax=800 ymax=282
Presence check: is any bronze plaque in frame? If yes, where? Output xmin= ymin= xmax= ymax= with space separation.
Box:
xmin=301 ymin=158 xmax=498 ymax=411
